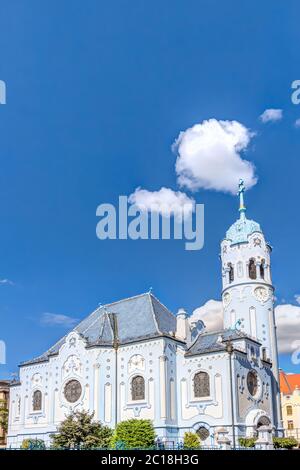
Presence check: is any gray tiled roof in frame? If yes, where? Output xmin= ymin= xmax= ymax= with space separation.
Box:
xmin=186 ymin=328 xmax=260 ymax=356
xmin=21 ymin=293 xmax=176 ymax=366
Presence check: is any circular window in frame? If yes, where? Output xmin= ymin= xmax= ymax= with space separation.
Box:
xmin=64 ymin=379 xmax=82 ymax=403
xmin=247 ymin=371 xmax=259 ymax=397
xmin=196 ymin=426 xmax=210 ymax=441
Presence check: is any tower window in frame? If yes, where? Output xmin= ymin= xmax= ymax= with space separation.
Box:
xmin=228 ymin=263 xmax=234 ymax=283
xmin=287 ymin=405 xmax=293 ymax=416
xmin=260 ymin=260 xmax=265 ymax=279
xmin=248 ymin=259 xmax=256 ymax=280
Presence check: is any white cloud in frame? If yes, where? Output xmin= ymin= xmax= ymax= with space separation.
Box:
xmin=275 ymin=304 xmax=300 ymax=354
xmin=294 ymin=294 xmax=300 ymax=305
xmin=173 ymin=119 xmax=257 ymax=194
xmin=188 ymin=299 xmax=300 ymax=355
xmin=295 ymin=119 xmax=300 ymax=128
xmin=260 ymin=108 xmax=283 ymax=123
xmin=0 ymin=278 xmax=14 ymax=286
xmin=189 ymin=299 xmax=223 ymax=332
xmin=41 ymin=313 xmax=78 ymax=328
xmin=128 ymin=186 xmax=195 ymax=217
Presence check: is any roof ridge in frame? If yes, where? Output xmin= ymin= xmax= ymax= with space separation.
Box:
xmin=103 ymin=292 xmax=149 ymax=309
xmin=148 ymin=293 xmax=161 ymax=335
xmin=149 ymin=292 xmax=174 ymax=316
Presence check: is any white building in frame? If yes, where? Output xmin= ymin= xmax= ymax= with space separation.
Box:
xmin=7 ymin=180 xmax=282 ymax=448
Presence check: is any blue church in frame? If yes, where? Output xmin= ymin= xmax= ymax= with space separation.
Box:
xmin=7 ymin=181 xmax=282 ymax=447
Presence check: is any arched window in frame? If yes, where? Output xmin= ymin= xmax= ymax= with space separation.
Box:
xmin=248 ymin=259 xmax=256 ymax=279
xmin=193 ymin=371 xmax=210 ymax=398
xmin=286 ymin=405 xmax=293 ymax=416
xmin=260 ymin=260 xmax=265 ymax=279
xmin=32 ymin=390 xmax=42 ymax=411
xmin=228 ymin=263 xmax=234 ymax=283
xmin=131 ymin=376 xmax=145 ymax=401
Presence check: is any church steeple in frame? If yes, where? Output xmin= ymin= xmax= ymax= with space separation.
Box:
xmin=238 ymin=178 xmax=246 ymax=220
xmin=220 ymin=180 xmax=275 ymax=360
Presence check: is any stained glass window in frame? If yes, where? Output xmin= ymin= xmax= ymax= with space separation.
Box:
xmin=196 ymin=426 xmax=210 ymax=441
xmin=247 ymin=371 xmax=258 ymax=396
xmin=193 ymin=372 xmax=210 ymax=398
xmin=64 ymin=380 xmax=82 ymax=403
xmin=131 ymin=375 xmax=145 ymax=401
xmin=32 ymin=390 xmax=42 ymax=411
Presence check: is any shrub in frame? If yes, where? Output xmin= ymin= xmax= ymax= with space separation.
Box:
xmin=51 ymin=410 xmax=113 ymax=449
xmin=111 ymin=419 xmax=156 ymax=449
xmin=273 ymin=437 xmax=298 ymax=449
xmin=21 ymin=438 xmax=46 ymax=450
xmin=238 ymin=437 xmax=257 ymax=448
xmin=183 ymin=432 xmax=201 ymax=449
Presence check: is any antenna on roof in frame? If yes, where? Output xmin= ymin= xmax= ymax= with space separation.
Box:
xmin=148 ymin=287 xmax=153 ymax=294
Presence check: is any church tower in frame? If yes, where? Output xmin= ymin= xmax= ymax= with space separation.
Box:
xmin=221 ymin=180 xmax=282 ymax=431
xmin=221 ymin=180 xmax=277 ymax=361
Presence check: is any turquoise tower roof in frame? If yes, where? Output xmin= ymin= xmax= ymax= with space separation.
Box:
xmin=225 ymin=179 xmax=262 ymax=245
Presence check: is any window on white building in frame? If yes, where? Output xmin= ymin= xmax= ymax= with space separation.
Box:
xmin=131 ymin=375 xmax=145 ymax=401
xmin=193 ymin=372 xmax=210 ymax=398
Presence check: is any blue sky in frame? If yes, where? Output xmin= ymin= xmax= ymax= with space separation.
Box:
xmin=0 ymin=0 xmax=300 ymax=377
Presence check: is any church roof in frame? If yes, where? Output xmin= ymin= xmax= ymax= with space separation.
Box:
xmin=224 ymin=179 xmax=262 ymax=245
xmin=186 ymin=328 xmax=260 ymax=356
xmin=225 ymin=217 xmax=261 ymax=245
xmin=20 ymin=293 xmax=177 ymax=366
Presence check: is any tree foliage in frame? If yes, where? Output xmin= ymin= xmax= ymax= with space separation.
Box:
xmin=111 ymin=419 xmax=156 ymax=449
xmin=238 ymin=437 xmax=257 ymax=448
xmin=273 ymin=437 xmax=298 ymax=449
xmin=0 ymin=398 xmax=8 ymax=434
xmin=51 ymin=410 xmax=113 ymax=449
xmin=183 ymin=432 xmax=201 ymax=449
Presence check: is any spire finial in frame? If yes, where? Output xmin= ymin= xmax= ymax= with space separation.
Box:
xmin=237 ymin=179 xmax=246 ymax=219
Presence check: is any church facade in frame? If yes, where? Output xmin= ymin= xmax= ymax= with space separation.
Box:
xmin=7 ymin=181 xmax=282 ymax=447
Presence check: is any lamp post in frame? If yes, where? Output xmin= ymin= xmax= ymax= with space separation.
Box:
xmin=225 ymin=340 xmax=236 ymax=449
xmin=108 ymin=312 xmax=119 ymax=428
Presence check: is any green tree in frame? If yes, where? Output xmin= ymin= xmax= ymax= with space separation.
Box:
xmin=273 ymin=437 xmax=298 ymax=449
xmin=51 ymin=410 xmax=113 ymax=449
xmin=183 ymin=432 xmax=201 ymax=449
xmin=111 ymin=419 xmax=156 ymax=449
xmin=238 ymin=437 xmax=257 ymax=448
xmin=0 ymin=398 xmax=8 ymax=435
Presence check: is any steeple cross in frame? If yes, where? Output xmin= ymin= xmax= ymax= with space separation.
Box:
xmin=237 ymin=178 xmax=246 ymax=218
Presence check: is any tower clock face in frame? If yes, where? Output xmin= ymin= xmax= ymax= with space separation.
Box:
xmin=253 ymin=286 xmax=269 ymax=303
xmin=222 ymin=292 xmax=231 ymax=307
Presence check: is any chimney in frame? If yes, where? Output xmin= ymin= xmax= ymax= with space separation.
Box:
xmin=176 ymin=308 xmax=189 ymax=341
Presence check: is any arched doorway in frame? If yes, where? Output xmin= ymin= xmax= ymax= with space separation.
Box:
xmin=256 ymin=416 xmax=271 ymax=429
xmin=245 ymin=410 xmax=271 ymax=437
